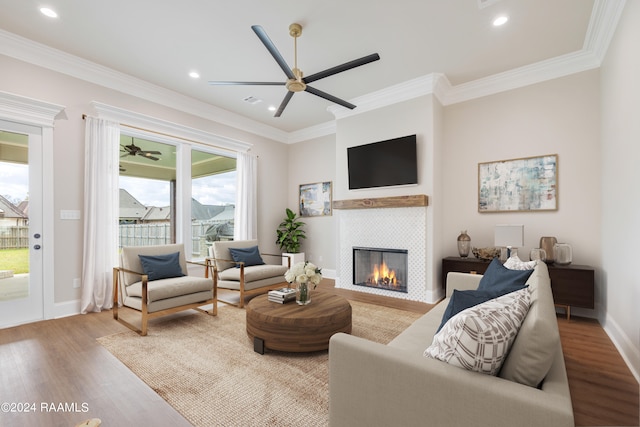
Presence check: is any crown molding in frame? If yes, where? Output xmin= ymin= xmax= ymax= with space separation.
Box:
xmin=584 ymin=0 xmax=627 ymax=62
xmin=0 ymin=90 xmax=65 ymax=127
xmin=0 ymin=0 xmax=625 ymax=142
xmin=287 ymin=120 xmax=336 ymax=144
xmin=327 ymin=0 xmax=625 ymax=117
xmin=90 ymin=101 xmax=252 ymax=153
xmin=0 ymin=29 xmax=289 ymax=143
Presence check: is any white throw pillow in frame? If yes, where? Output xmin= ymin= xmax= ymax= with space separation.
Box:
xmin=424 ymin=288 xmax=531 ymax=376
xmin=504 ymin=255 xmax=537 ymax=271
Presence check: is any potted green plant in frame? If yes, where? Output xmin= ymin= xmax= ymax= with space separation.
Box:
xmin=276 ymin=208 xmax=306 ymax=266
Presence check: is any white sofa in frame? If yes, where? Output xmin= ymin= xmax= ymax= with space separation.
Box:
xmin=328 ymin=261 xmax=574 ymax=427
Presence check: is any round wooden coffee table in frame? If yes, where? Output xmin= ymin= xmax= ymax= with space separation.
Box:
xmin=246 ymin=292 xmax=352 ymax=353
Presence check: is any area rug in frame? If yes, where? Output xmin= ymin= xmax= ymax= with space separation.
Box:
xmin=97 ymin=300 xmax=423 ymax=427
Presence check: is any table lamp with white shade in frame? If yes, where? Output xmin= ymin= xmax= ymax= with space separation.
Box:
xmin=494 ymin=224 xmax=524 ymax=259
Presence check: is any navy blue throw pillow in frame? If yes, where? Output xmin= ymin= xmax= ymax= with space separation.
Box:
xmin=436 ymin=289 xmax=496 ymax=332
xmin=138 ymin=251 xmax=185 ymax=281
xmin=437 ymin=258 xmax=533 ymax=332
xmin=477 ymin=257 xmax=533 ymax=294
xmin=229 ymin=245 xmax=265 ymax=268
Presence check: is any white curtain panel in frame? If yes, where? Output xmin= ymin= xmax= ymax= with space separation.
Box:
xmin=81 ymin=117 xmax=120 ymax=313
xmin=234 ymin=151 xmax=257 ymax=240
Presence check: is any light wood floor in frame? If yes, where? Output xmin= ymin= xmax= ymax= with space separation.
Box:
xmin=0 ymin=279 xmax=637 ymax=427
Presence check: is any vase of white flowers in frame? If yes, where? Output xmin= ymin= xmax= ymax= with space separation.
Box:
xmin=284 ymin=261 xmax=322 ymax=305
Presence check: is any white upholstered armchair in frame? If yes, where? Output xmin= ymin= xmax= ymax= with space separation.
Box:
xmin=207 ymin=239 xmax=289 ymax=308
xmin=113 ymin=243 xmax=217 ymax=336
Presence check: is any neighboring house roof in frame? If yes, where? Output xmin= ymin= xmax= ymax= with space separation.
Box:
xmin=191 ymin=198 xmax=225 ymax=221
xmin=210 ymin=205 xmax=235 ymax=221
xmin=17 ymin=200 xmax=28 ymax=215
xmin=119 ymin=188 xmax=231 ymax=222
xmin=0 ymin=195 xmax=27 ymax=219
xmin=142 ymin=206 xmax=170 ymax=221
xmin=119 ymin=188 xmax=148 ymax=220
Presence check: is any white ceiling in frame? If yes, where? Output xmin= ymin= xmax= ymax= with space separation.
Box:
xmin=0 ymin=0 xmax=619 ymax=138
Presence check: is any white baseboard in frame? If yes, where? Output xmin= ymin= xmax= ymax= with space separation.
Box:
xmin=603 ymin=312 xmax=640 ymax=384
xmin=322 ymin=269 xmax=337 ymax=279
xmin=53 ymin=299 xmax=82 ymax=319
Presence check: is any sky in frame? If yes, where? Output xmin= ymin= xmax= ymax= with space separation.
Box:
xmin=0 ymin=162 xmax=28 ymax=204
xmin=1 ymin=161 xmax=236 ymax=207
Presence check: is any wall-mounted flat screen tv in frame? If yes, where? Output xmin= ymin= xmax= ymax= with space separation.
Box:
xmin=347 ymin=134 xmax=418 ymax=190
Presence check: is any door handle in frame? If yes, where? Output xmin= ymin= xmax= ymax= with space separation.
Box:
xmin=34 ymin=244 xmax=41 ymax=250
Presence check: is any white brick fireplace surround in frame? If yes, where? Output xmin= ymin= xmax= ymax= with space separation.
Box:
xmin=334 ymin=195 xmax=429 ymax=303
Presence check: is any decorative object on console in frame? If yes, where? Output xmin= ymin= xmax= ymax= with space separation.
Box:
xmin=284 ymin=261 xmax=322 ymax=305
xmin=457 ymin=230 xmax=471 ymax=257
xmin=471 ymin=247 xmax=500 ymax=260
xmin=494 ymin=224 xmax=524 ymax=258
xmin=478 ymin=154 xmax=558 ymax=212
xmin=553 ymin=243 xmax=572 ymax=266
xmin=529 ymin=248 xmax=547 ymax=262
xmin=539 ymin=236 xmax=558 ymax=264
xmin=299 ymin=181 xmax=332 ymax=217
xmin=504 ymin=255 xmax=537 ymax=270
xmin=276 ymin=208 xmax=306 ymax=266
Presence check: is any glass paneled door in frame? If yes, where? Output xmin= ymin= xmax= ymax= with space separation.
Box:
xmin=0 ymin=122 xmax=44 ymax=327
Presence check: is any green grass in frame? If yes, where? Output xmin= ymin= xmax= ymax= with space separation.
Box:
xmin=0 ymin=248 xmax=29 ymax=274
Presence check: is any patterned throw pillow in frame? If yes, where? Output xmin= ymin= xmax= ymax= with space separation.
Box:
xmin=504 ymin=255 xmax=537 ymax=270
xmin=424 ymin=287 xmax=531 ymax=376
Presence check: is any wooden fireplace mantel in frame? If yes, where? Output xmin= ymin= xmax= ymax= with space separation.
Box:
xmin=332 ymin=194 xmax=429 ymax=210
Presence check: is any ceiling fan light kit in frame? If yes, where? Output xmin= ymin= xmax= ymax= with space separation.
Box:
xmin=208 ymin=23 xmax=380 ymax=117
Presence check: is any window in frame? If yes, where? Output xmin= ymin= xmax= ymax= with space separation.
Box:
xmin=117 ymin=135 xmax=236 ymax=258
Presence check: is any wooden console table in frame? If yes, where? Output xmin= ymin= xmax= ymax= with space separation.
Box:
xmin=442 ymin=257 xmax=595 ymax=319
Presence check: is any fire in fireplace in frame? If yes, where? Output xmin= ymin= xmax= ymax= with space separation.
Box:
xmin=353 ymin=247 xmax=408 ymax=293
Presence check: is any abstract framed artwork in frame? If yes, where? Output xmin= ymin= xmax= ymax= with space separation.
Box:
xmin=478 ymin=154 xmax=558 ymax=212
xmin=299 ymin=181 xmax=332 ymax=217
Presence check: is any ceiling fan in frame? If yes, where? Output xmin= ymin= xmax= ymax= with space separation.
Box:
xmin=120 ymin=139 xmax=162 ymax=161
xmin=208 ymin=23 xmax=380 ymax=117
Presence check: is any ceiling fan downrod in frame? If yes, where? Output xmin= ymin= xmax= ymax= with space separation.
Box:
xmin=286 ymin=23 xmax=306 ymax=92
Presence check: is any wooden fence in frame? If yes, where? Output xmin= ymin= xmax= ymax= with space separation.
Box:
xmin=0 ymin=226 xmax=29 ymax=249
xmin=119 ymin=221 xmax=232 ymax=257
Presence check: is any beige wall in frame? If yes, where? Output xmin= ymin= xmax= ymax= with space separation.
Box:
xmin=442 ymin=69 xmax=602 ymax=306
xmin=0 ymin=55 xmax=288 ymax=310
xmin=287 ymin=134 xmax=336 ymax=270
xmin=600 ymin=0 xmax=640 ymax=380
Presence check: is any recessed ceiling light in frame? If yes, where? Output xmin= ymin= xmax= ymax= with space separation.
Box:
xmin=493 ymin=15 xmax=509 ymax=26
xmin=40 ymin=7 xmax=58 ymax=18
xmin=268 ymin=106 xmax=276 ymax=112
xmin=189 ymin=71 xmax=200 ymax=79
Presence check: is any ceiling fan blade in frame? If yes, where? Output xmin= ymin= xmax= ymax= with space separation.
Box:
xmin=208 ymin=81 xmax=285 ymax=86
xmin=305 ymin=86 xmax=356 ymax=110
xmin=251 ymin=25 xmax=296 ymax=80
xmin=140 ymin=150 xmax=162 ymax=155
xmin=304 ymin=53 xmax=380 ymax=84
xmin=274 ymin=91 xmax=295 ymax=117
xmin=142 ymin=154 xmax=160 ymax=161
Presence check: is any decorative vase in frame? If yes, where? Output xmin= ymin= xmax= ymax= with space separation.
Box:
xmin=457 ymin=230 xmax=471 ymax=258
xmin=539 ymin=237 xmax=557 ymax=264
xmin=529 ymin=248 xmax=547 ymax=262
xmin=554 ymin=243 xmax=573 ymax=265
xmin=296 ymin=282 xmax=311 ymax=305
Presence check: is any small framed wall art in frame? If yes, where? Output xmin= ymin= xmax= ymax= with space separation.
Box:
xmin=299 ymin=181 xmax=332 ymax=217
xmin=478 ymin=154 xmax=558 ymax=212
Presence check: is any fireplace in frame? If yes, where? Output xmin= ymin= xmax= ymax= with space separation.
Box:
xmin=353 ymin=247 xmax=408 ymax=293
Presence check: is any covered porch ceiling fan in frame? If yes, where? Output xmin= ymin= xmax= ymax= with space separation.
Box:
xmin=120 ymin=138 xmax=162 ymax=161
xmin=208 ymin=23 xmax=380 ymax=117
